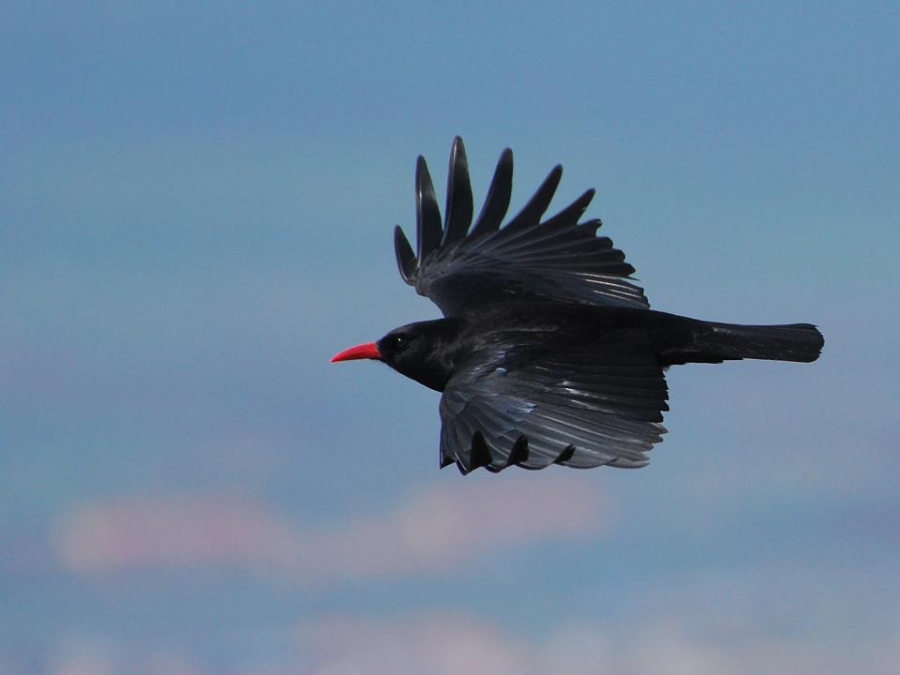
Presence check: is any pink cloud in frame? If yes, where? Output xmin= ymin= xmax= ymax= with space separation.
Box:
xmin=56 ymin=496 xmax=301 ymax=573
xmin=55 ymin=474 xmax=608 ymax=585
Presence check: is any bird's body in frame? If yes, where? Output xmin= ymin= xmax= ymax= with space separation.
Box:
xmin=381 ymin=302 xmax=822 ymax=392
xmin=333 ymin=138 xmax=823 ymax=474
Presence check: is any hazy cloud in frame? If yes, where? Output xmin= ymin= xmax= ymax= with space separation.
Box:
xmin=295 ymin=612 xmax=900 ymax=675
xmin=12 ymin=608 xmax=897 ymax=675
xmin=55 ymin=474 xmax=607 ymax=585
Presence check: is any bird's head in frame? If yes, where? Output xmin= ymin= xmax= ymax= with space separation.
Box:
xmin=331 ymin=318 xmax=463 ymax=392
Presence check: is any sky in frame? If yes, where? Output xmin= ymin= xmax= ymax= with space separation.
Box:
xmin=2 ymin=1 xmax=899 ymax=673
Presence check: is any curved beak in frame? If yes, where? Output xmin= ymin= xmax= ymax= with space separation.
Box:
xmin=331 ymin=342 xmax=383 ymax=363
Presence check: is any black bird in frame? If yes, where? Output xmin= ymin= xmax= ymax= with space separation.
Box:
xmin=333 ymin=138 xmax=823 ymax=474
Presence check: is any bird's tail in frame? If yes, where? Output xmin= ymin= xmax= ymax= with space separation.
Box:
xmin=658 ymin=319 xmax=824 ymax=365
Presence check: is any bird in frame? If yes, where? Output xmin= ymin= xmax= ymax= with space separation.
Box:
xmin=332 ymin=137 xmax=823 ymax=475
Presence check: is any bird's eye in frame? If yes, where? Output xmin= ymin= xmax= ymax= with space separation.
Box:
xmin=392 ymin=334 xmax=409 ymax=349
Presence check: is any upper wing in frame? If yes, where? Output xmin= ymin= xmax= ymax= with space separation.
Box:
xmin=394 ymin=137 xmax=649 ymax=316
xmin=438 ymin=341 xmax=669 ymax=474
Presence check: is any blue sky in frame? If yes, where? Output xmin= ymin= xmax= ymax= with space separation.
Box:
xmin=2 ymin=2 xmax=899 ymax=673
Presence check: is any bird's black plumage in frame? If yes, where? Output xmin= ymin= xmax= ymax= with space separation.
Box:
xmin=333 ymin=137 xmax=824 ymax=474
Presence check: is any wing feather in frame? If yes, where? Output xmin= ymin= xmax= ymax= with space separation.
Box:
xmin=415 ymin=156 xmax=443 ymax=262
xmin=438 ymin=343 xmax=668 ymax=474
xmin=499 ymin=165 xmax=563 ymax=234
xmin=395 ymin=137 xmax=648 ymax=315
xmin=394 ymin=225 xmax=417 ymax=284
xmin=441 ymin=137 xmax=474 ymax=245
xmin=469 ymin=148 xmax=513 ymax=238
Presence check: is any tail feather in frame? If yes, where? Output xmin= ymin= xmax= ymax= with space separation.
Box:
xmin=659 ymin=320 xmax=824 ymax=365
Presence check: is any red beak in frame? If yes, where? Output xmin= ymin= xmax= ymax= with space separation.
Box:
xmin=331 ymin=342 xmax=383 ymax=363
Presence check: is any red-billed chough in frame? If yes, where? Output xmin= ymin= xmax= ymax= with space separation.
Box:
xmin=333 ymin=138 xmax=823 ymax=474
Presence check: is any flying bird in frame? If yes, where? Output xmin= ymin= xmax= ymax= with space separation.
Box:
xmin=332 ymin=137 xmax=823 ymax=474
